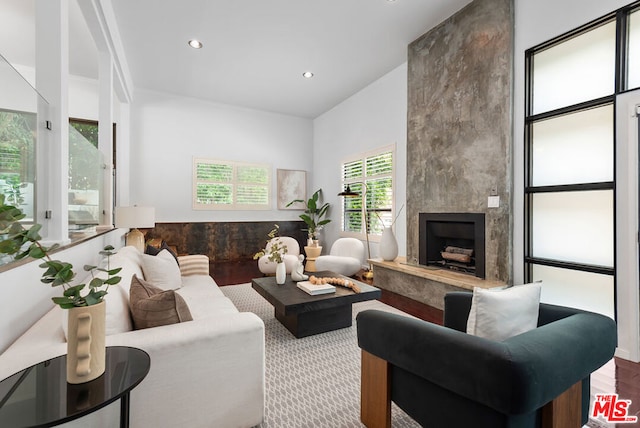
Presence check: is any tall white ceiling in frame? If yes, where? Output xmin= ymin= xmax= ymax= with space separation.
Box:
xmin=0 ymin=0 xmax=472 ymax=118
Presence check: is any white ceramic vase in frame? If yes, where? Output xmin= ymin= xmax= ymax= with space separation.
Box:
xmin=66 ymin=300 xmax=106 ymax=384
xmin=276 ymin=262 xmax=286 ymax=284
xmin=380 ymin=226 xmax=399 ymax=261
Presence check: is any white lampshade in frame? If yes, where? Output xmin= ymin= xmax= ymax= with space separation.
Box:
xmin=114 ymin=206 xmax=156 ymax=228
xmin=115 ymin=206 xmax=155 ymax=252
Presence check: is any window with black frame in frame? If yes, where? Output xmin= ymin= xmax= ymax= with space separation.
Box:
xmin=524 ymin=2 xmax=640 ymax=318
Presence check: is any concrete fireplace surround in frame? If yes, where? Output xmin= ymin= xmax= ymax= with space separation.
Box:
xmin=406 ymin=0 xmax=513 ymax=282
xmin=375 ymin=0 xmax=513 ymax=307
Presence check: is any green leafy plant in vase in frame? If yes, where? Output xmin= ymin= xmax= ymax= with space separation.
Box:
xmin=0 ymin=194 xmax=122 ymax=307
xmin=0 ymin=194 xmax=121 ymax=383
xmin=287 ymin=189 xmax=331 ymax=246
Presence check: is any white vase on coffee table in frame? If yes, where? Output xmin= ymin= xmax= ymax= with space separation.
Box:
xmin=276 ymin=262 xmax=286 ymax=284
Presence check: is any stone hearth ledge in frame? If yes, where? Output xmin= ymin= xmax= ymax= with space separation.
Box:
xmin=369 ymin=257 xmax=505 ymax=310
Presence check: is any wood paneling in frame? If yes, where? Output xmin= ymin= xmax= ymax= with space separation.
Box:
xmin=144 ymin=220 xmax=307 ymax=262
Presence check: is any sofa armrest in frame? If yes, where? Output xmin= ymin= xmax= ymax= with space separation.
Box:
xmin=106 ymin=312 xmax=265 ymax=427
xmin=357 ymin=309 xmax=616 ymax=415
xmin=177 ymin=255 xmax=210 ymax=276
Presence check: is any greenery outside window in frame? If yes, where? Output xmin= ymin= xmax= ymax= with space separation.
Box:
xmin=68 ymin=119 xmax=103 ymax=231
xmin=0 ymin=110 xmax=36 ymax=223
xmin=193 ymin=158 xmax=271 ymax=210
xmin=341 ymin=146 xmax=394 ymax=237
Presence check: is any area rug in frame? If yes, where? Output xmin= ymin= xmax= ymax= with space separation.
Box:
xmin=221 ymin=283 xmax=421 ymax=428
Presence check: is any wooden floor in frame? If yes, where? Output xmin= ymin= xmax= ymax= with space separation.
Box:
xmin=591 ymin=357 xmax=640 ymax=426
xmin=210 ymin=260 xmax=262 ymax=286
xmin=213 ymin=260 xmax=640 ymax=424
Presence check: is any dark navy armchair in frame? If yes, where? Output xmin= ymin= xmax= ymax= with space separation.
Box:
xmin=357 ymin=292 xmax=617 ymax=428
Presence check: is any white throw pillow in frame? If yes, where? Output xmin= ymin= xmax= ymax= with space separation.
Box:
xmin=466 ymin=282 xmax=542 ymax=341
xmin=141 ymin=249 xmax=182 ymax=291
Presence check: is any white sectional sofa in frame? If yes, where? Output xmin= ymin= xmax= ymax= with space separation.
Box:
xmin=0 ymin=246 xmax=265 ymax=428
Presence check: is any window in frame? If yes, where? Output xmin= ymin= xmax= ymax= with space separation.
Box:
xmin=0 ymin=54 xmax=41 ymax=228
xmin=68 ymin=119 xmax=103 ymax=231
xmin=0 ymin=110 xmax=36 ymax=222
xmin=341 ymin=146 xmax=394 ymax=236
xmin=524 ymin=3 xmax=640 ymax=317
xmin=193 ymin=158 xmax=271 ymax=210
xmin=531 ymin=21 xmax=616 ymax=114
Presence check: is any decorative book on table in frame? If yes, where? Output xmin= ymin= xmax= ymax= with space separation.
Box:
xmin=296 ymin=281 xmax=336 ymax=295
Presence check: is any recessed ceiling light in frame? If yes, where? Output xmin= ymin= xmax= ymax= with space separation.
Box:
xmin=188 ymin=39 xmax=203 ymax=49
xmin=302 ymin=71 xmax=314 ymax=79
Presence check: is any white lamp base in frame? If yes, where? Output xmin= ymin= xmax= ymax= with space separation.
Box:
xmin=125 ymin=228 xmax=145 ymax=252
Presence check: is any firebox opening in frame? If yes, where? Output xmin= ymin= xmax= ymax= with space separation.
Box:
xmin=419 ymin=213 xmax=485 ymax=279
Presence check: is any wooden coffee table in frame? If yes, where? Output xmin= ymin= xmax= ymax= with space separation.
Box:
xmin=251 ymin=271 xmax=381 ymax=338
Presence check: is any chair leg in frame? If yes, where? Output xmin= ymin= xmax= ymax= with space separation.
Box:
xmin=361 ymin=350 xmax=391 ymax=428
xmin=541 ymin=381 xmax=582 ymax=428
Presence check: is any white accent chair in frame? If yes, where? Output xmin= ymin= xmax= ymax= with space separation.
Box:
xmin=314 ymin=237 xmax=365 ymax=276
xmin=257 ymin=236 xmax=301 ymax=274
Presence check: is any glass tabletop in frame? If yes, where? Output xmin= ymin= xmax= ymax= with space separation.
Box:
xmin=0 ymin=346 xmax=150 ymax=427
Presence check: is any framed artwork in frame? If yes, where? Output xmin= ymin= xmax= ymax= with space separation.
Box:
xmin=277 ymin=169 xmax=306 ymax=210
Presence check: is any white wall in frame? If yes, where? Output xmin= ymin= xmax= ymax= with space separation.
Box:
xmin=68 ymin=74 xmax=98 ymax=119
xmin=0 ymin=65 xmax=130 ymax=355
xmin=128 ymin=89 xmax=313 ymax=223
xmin=616 ymin=89 xmax=640 ymax=362
xmin=0 ymin=229 xmax=126 ymax=353
xmin=513 ymin=0 xmax=637 ymax=359
xmin=1 ymin=70 xmax=124 ymax=352
xmin=313 ymin=63 xmax=408 ymax=258
xmin=0 ymin=63 xmax=39 ymax=112
xmin=9 ymin=66 xmax=122 ymax=140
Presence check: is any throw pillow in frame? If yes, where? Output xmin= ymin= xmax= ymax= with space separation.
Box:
xmin=141 ymin=249 xmax=182 ymax=290
xmin=145 ymin=241 xmax=179 ymax=263
xmin=466 ymin=282 xmax=542 ymax=341
xmin=129 ymin=275 xmax=193 ymax=330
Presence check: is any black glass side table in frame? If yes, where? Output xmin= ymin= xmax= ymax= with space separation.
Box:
xmin=0 ymin=346 xmax=150 ymax=428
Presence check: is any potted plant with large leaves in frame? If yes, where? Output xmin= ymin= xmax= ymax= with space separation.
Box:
xmin=287 ymin=189 xmax=331 ymax=246
xmin=0 ymin=194 xmax=121 ymax=383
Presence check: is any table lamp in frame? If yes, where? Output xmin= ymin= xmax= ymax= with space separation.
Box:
xmin=114 ymin=206 xmax=155 ymax=252
xmin=338 ymin=185 xmax=373 ymax=280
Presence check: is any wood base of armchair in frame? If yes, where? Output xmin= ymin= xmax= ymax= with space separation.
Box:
xmin=361 ymin=350 xmax=391 ymax=428
xmin=360 ymin=349 xmax=582 ymax=428
xmin=541 ymin=381 xmax=582 ymax=428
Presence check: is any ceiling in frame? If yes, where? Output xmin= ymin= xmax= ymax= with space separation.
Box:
xmin=0 ymin=0 xmax=472 ymax=119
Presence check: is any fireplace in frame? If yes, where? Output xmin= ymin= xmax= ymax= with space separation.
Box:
xmin=419 ymin=213 xmax=485 ymax=278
